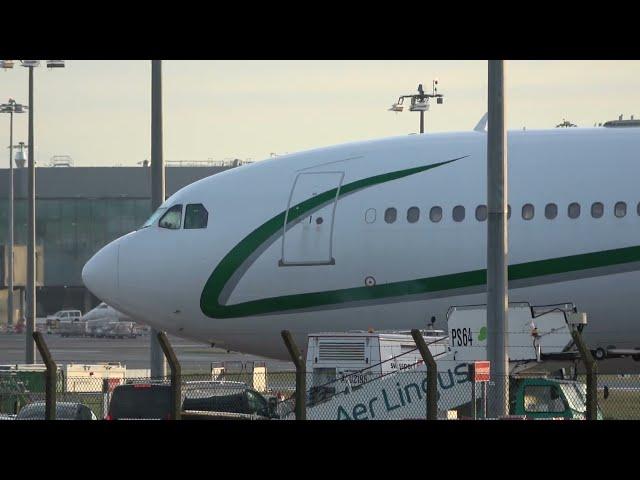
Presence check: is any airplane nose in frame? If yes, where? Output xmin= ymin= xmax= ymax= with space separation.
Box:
xmin=82 ymin=241 xmax=119 ymax=303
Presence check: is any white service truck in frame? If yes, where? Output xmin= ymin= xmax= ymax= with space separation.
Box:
xmin=57 ymin=318 xmax=87 ymax=337
xmin=284 ymin=302 xmax=591 ymax=420
xmin=46 ymin=310 xmax=82 ymax=329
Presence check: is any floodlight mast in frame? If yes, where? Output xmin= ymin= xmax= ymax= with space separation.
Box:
xmin=27 ymin=60 xmax=64 ymax=362
xmin=388 ymin=81 xmax=444 ymax=134
xmin=3 ymin=60 xmax=66 ymax=362
xmin=1 ymin=99 xmax=28 ymax=330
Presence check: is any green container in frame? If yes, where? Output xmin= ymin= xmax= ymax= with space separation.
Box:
xmin=0 ymin=365 xmax=63 ymax=414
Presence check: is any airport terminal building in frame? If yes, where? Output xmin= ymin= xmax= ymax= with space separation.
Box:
xmin=0 ymin=163 xmax=235 ymax=323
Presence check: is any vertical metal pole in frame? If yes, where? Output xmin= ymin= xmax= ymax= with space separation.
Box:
xmin=281 ymin=330 xmax=306 ymax=420
xmin=482 ymin=381 xmax=487 ymax=419
xmin=33 ymin=332 xmax=56 ymax=420
xmin=150 ymin=60 xmax=167 ymax=378
xmin=26 ymin=66 xmax=36 ymax=364
xmin=157 ymin=331 xmax=182 ymax=420
xmin=102 ymin=378 xmax=109 ymax=420
xmin=420 ymin=110 xmax=424 ymax=134
xmin=411 ymin=329 xmax=438 ymax=420
xmin=470 ymin=364 xmax=477 ymax=420
xmin=486 ymin=60 xmax=509 ymax=418
xmin=570 ymin=328 xmax=598 ymax=420
xmin=19 ymin=288 xmax=25 ymax=329
xmin=7 ymin=109 xmax=14 ymax=328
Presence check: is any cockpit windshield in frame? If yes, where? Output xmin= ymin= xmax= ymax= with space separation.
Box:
xmin=140 ymin=207 xmax=168 ymax=229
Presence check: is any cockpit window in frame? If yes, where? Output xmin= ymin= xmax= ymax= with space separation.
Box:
xmin=184 ymin=204 xmax=209 ymax=229
xmin=158 ymin=204 xmax=183 ymax=230
xmin=141 ymin=207 xmax=168 ymax=229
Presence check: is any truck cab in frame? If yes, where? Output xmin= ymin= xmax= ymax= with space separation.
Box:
xmin=511 ymin=377 xmax=602 ymax=420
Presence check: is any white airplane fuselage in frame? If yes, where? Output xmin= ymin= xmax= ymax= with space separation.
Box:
xmin=82 ymin=127 xmax=640 ymax=360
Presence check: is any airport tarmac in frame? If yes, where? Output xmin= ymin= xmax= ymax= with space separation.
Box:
xmin=0 ymin=333 xmax=294 ymax=373
xmin=1 ymin=332 xmax=638 ymax=375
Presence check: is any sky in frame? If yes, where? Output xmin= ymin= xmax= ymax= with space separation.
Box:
xmin=1 ymin=60 xmax=639 ymax=168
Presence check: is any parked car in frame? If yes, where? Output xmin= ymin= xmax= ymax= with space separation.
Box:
xmin=107 ymin=383 xmax=172 ymax=420
xmin=182 ymin=381 xmax=279 ymax=419
xmin=15 ymin=402 xmax=97 ymax=420
xmin=46 ymin=310 xmax=82 ymax=329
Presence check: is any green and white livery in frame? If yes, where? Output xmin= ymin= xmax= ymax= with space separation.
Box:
xmin=83 ymin=126 xmax=640 ymax=360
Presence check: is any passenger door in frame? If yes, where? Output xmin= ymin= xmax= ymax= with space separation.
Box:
xmin=280 ymin=171 xmax=344 ymax=266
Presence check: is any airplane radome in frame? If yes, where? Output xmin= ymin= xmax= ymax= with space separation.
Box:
xmin=82 ymin=126 xmax=640 ymax=360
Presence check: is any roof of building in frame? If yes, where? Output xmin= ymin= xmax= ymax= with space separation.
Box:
xmin=0 ymin=166 xmax=232 ymax=199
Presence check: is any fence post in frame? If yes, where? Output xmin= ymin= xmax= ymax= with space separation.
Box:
xmin=32 ymin=332 xmax=56 ymax=420
xmin=570 ymin=328 xmax=598 ymax=420
xmin=281 ymin=330 xmax=306 ymax=420
xmin=157 ymin=331 xmax=181 ymax=420
xmin=411 ymin=329 xmax=438 ymax=420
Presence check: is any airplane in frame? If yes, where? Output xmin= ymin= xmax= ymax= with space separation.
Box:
xmin=82 ymin=301 xmax=148 ymax=337
xmin=82 ymin=122 xmax=640 ymax=361
xmin=82 ymin=301 xmax=132 ymax=324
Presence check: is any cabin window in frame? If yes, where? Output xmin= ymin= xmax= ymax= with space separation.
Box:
xmin=452 ymin=205 xmax=465 ymax=222
xmin=429 ymin=206 xmax=443 ymax=223
xmin=184 ymin=203 xmax=209 ymax=229
xmin=407 ymin=207 xmax=420 ymax=223
xmin=591 ymin=202 xmax=604 ymax=219
xmin=522 ymin=204 xmax=534 ymax=221
xmin=475 ymin=205 xmax=487 ymax=222
xmin=545 ymin=203 xmax=557 ymax=219
xmin=637 ymin=202 xmax=640 ymax=216
xmin=568 ymin=202 xmax=581 ymax=219
xmin=158 ymin=204 xmax=183 ymax=230
xmin=384 ymin=208 xmax=397 ymax=224
xmin=365 ymin=208 xmax=377 ymax=224
xmin=614 ymin=201 xmax=627 ymax=218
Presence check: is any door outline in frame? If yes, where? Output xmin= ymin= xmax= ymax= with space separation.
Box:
xmin=279 ymin=171 xmax=344 ymax=267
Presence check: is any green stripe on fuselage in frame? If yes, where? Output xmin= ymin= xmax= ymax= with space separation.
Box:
xmin=200 ymin=158 xmax=640 ymax=319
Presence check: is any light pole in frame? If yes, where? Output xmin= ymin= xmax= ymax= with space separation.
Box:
xmin=486 ymin=60 xmax=509 ymax=418
xmin=150 ymin=60 xmax=167 ymax=378
xmin=388 ymin=81 xmax=444 ymax=134
xmin=1 ymin=99 xmax=28 ymax=330
xmin=2 ymin=60 xmax=66 ymax=362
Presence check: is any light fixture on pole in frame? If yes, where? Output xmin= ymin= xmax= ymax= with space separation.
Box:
xmin=1 ymin=99 xmax=28 ymax=330
xmin=3 ymin=60 xmax=66 ymax=363
xmin=13 ymin=142 xmax=28 ymax=168
xmin=46 ymin=60 xmax=65 ymax=69
xmin=388 ymin=80 xmax=444 ymax=134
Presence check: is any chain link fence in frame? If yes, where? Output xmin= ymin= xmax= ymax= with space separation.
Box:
xmin=0 ymin=331 xmax=637 ymax=420
xmin=1 ymin=368 xmax=639 ymax=420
